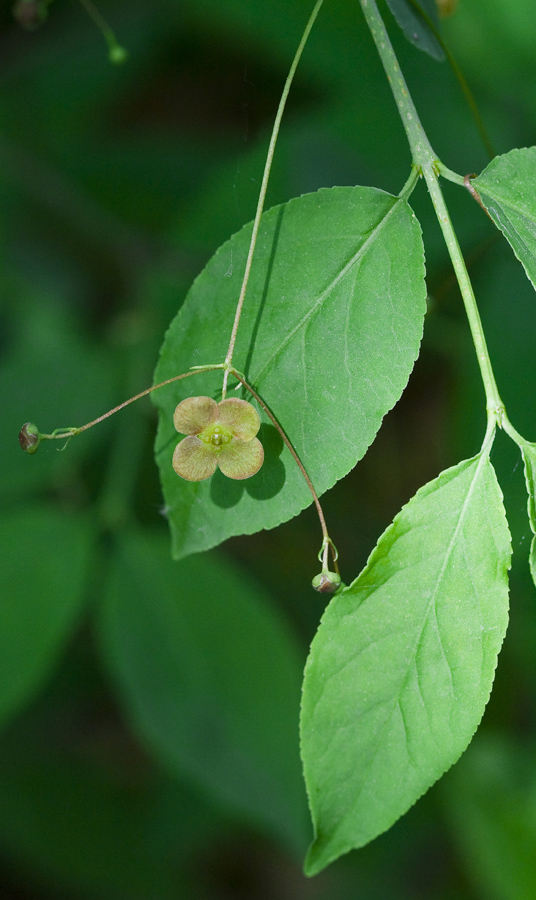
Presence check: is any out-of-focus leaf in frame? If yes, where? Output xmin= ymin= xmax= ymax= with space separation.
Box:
xmin=2 ymin=295 xmax=115 ymax=497
xmin=0 ymin=750 xmax=192 ymax=900
xmin=154 ymin=186 xmax=426 ymax=559
xmin=0 ymin=505 xmax=93 ymax=726
xmin=519 ymin=441 xmax=536 ymax=586
xmin=98 ymin=530 xmax=309 ymax=853
xmin=301 ymin=450 xmax=511 ymax=874
xmin=474 ymin=147 xmax=536 ymax=293
xmin=445 ymin=737 xmax=536 ymax=900
xmin=385 ymin=0 xmax=445 ymax=61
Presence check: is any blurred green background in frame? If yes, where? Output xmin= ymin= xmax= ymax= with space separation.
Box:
xmin=2 ymin=0 xmax=536 ymax=897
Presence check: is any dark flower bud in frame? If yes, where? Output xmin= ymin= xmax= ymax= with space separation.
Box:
xmin=19 ymin=422 xmax=40 ymax=454
xmin=12 ymin=0 xmax=48 ymax=31
xmin=312 ymin=570 xmax=341 ymax=594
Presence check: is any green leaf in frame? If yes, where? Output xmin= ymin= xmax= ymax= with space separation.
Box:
xmin=98 ymin=530 xmax=309 ymax=852
xmin=0 ymin=752 xmax=190 ymax=900
xmin=154 ymin=186 xmax=427 ymax=559
xmin=474 ymin=147 xmax=536 ymax=293
xmin=385 ymin=0 xmax=445 ymax=61
xmin=300 ymin=450 xmax=511 ymax=875
xmin=445 ymin=737 xmax=536 ymax=900
xmin=2 ymin=295 xmax=115 ymax=498
xmin=519 ymin=440 xmax=536 ymax=585
xmin=0 ymin=506 xmax=93 ymax=726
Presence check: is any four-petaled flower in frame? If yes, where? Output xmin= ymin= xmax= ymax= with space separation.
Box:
xmin=172 ymin=396 xmax=264 ymax=481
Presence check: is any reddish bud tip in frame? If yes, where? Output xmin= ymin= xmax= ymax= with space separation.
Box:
xmin=312 ymin=571 xmax=341 ymax=594
xmin=19 ymin=422 xmax=40 ymax=454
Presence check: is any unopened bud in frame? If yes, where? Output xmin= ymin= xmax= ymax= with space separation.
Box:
xmin=12 ymin=0 xmax=48 ymax=30
xmin=312 ymin=570 xmax=341 ymax=594
xmin=19 ymin=422 xmax=40 ymax=454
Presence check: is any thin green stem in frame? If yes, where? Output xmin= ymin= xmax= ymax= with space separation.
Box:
xmin=397 ymin=164 xmax=420 ymax=199
xmin=422 ymin=170 xmax=503 ymax=418
xmin=359 ymin=0 xmax=436 ymax=167
xmin=77 ymin=0 xmax=127 ymax=61
xmin=221 ymin=0 xmax=325 ymax=399
xmin=436 ymin=162 xmax=466 ymax=187
xmin=37 ymin=367 xmax=223 ymax=443
xmin=229 ymin=366 xmax=338 ymax=572
xmin=502 ymin=414 xmax=534 ymax=451
xmin=358 ymin=0 xmax=504 ymax=423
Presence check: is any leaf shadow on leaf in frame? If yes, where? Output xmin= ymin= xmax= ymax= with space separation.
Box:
xmin=247 ymin=423 xmax=285 ymax=500
xmin=243 ymin=205 xmax=286 ymax=384
xmin=210 ymin=469 xmax=244 ymax=508
xmin=209 ymin=423 xmax=286 ymax=508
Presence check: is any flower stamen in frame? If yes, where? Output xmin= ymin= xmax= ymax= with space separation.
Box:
xmin=172 ymin=396 xmax=263 ymax=481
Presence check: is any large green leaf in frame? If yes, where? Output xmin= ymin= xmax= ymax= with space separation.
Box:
xmin=97 ymin=530 xmax=309 ymax=853
xmin=0 ymin=506 xmax=93 ymax=726
xmin=300 ymin=450 xmax=511 ymax=875
xmin=153 ymin=186 xmax=427 ymax=559
xmin=519 ymin=440 xmax=536 ymax=586
xmin=384 ymin=0 xmax=445 ymax=61
xmin=474 ymin=147 xmax=536 ymax=292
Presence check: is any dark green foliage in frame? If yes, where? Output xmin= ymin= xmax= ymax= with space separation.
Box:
xmin=154 ymin=187 xmax=426 ymax=558
xmin=3 ymin=0 xmax=536 ymax=897
xmin=385 ymin=0 xmax=445 ymax=60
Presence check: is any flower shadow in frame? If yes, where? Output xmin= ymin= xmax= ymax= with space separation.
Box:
xmin=209 ymin=423 xmax=285 ymax=509
xmin=246 ymin=423 xmax=285 ymax=500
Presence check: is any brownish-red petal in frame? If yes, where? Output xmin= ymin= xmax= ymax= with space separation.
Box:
xmin=217 ymin=437 xmax=264 ymax=480
xmin=217 ymin=398 xmax=260 ymax=441
xmin=172 ymin=436 xmax=218 ymax=481
xmin=173 ymin=396 xmax=218 ymax=435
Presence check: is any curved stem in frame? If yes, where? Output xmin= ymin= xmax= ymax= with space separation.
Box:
xmin=422 ymin=170 xmax=503 ymax=418
xmin=38 ymin=366 xmax=224 ymax=443
xmin=502 ymin=414 xmax=534 ymax=451
xmin=77 ymin=0 xmax=126 ymax=60
xmin=229 ymin=366 xmax=338 ymax=571
xmin=397 ymin=164 xmax=420 ymax=200
xmin=358 ymin=0 xmax=504 ymax=424
xmin=221 ymin=0 xmax=325 ymax=399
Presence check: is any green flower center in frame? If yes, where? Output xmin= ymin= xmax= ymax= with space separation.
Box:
xmin=199 ymin=424 xmax=232 ymax=452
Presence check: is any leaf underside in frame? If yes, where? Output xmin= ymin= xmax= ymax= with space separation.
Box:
xmin=98 ymin=531 xmax=309 ymax=852
xmin=384 ymin=0 xmax=445 ymax=61
xmin=300 ymin=451 xmax=511 ymax=875
xmin=474 ymin=147 xmax=536 ymax=293
xmin=154 ymin=186 xmax=427 ymax=559
xmin=519 ymin=441 xmax=536 ymax=587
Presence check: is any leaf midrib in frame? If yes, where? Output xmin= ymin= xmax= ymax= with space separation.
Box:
xmin=252 ymin=196 xmax=403 ymax=385
xmin=313 ymin=454 xmax=489 ymax=854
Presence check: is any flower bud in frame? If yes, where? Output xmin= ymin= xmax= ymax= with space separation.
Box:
xmin=312 ymin=570 xmax=341 ymax=594
xmin=19 ymin=422 xmax=40 ymax=454
xmin=12 ymin=0 xmax=48 ymax=30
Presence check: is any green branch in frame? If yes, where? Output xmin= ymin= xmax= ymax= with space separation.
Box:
xmin=357 ymin=0 xmax=503 ymax=423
